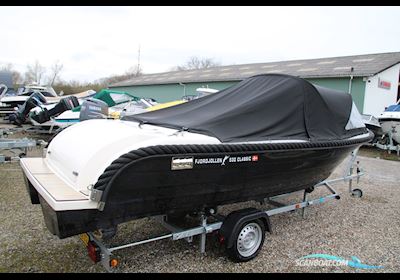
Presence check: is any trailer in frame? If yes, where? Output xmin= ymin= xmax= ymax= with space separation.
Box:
xmin=0 ymin=128 xmax=46 ymax=163
xmin=76 ymin=149 xmax=364 ymax=272
xmin=373 ymin=130 xmax=400 ymax=156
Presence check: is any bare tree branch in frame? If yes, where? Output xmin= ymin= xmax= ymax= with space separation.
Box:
xmin=0 ymin=63 xmax=13 ymax=72
xmin=95 ymin=64 xmax=143 ymax=86
xmin=25 ymin=60 xmax=46 ymax=84
xmin=0 ymin=63 xmax=24 ymax=87
xmin=48 ymin=61 xmax=64 ymax=86
xmin=171 ymin=56 xmax=221 ymax=71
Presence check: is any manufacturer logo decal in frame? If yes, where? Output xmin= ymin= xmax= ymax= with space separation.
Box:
xmin=194 ymin=158 xmax=223 ymax=165
xmin=194 ymin=155 xmax=259 ymax=166
xmin=221 ymin=155 xmax=230 ymax=166
xmin=171 ymin=157 xmax=194 ymax=170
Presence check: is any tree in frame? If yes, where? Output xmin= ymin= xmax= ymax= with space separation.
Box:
xmin=126 ymin=64 xmax=143 ymax=77
xmin=171 ymin=56 xmax=221 ymax=71
xmin=0 ymin=63 xmax=24 ymax=87
xmin=11 ymin=71 xmax=23 ymax=86
xmin=47 ymin=61 xmax=64 ymax=86
xmin=0 ymin=63 xmax=13 ymax=72
xmin=25 ymin=60 xmax=46 ymax=84
xmin=95 ymin=64 xmax=143 ymax=86
xmin=52 ymin=80 xmax=104 ymax=95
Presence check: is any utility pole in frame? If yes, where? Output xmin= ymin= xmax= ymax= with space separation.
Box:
xmin=348 ymin=66 xmax=354 ymax=94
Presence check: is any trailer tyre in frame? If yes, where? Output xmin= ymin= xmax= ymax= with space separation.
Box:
xmin=226 ymin=219 xmax=265 ymax=262
xmin=351 ymin=188 xmax=363 ymax=198
xmin=93 ymin=226 xmax=118 ymax=241
xmin=167 ymin=211 xmax=188 ymax=223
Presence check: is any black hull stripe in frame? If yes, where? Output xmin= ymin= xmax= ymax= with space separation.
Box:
xmin=93 ymin=131 xmax=374 ymax=202
xmin=379 ymin=118 xmax=400 ymax=122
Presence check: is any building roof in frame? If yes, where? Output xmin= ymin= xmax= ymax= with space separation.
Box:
xmin=110 ymin=52 xmax=400 ymax=87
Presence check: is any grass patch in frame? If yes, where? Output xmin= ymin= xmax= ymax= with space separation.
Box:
xmin=359 ymin=146 xmax=400 ymax=161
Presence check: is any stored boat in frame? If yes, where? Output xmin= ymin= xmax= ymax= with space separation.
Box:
xmin=148 ymin=87 xmax=218 ymax=111
xmin=20 ymin=74 xmax=372 ymax=241
xmin=44 ymin=89 xmax=96 ymax=104
xmin=182 ymin=87 xmax=219 ymax=101
xmin=377 ymin=100 xmax=400 ymax=144
xmin=361 ymin=114 xmax=382 ymax=143
xmin=28 ymin=89 xmax=154 ymax=129
xmin=0 ymin=84 xmax=95 ymax=118
xmin=7 ymin=90 xmax=94 ymax=126
xmin=0 ymin=84 xmax=58 ymax=114
xmin=146 ymin=99 xmax=186 ymax=111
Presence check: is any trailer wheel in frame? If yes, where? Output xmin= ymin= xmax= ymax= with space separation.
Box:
xmin=93 ymin=226 xmax=118 ymax=241
xmin=351 ymin=188 xmax=363 ymax=198
xmin=166 ymin=211 xmax=188 ymax=223
xmin=226 ymin=219 xmax=265 ymax=262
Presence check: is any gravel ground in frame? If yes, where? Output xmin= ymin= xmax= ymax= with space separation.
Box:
xmin=0 ymin=131 xmax=399 ymax=272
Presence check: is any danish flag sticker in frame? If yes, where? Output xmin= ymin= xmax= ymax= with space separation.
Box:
xmin=252 ymin=155 xmax=259 ymax=161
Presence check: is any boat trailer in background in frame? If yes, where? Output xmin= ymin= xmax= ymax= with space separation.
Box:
xmin=80 ymin=148 xmax=365 ymax=272
xmin=0 ymin=128 xmax=47 ymax=163
xmin=373 ymin=129 xmax=400 ymax=156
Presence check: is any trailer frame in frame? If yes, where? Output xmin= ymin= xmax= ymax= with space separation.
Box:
xmin=0 ymin=128 xmax=45 ymax=163
xmin=373 ymin=130 xmax=400 ymax=156
xmin=80 ymin=148 xmax=365 ymax=272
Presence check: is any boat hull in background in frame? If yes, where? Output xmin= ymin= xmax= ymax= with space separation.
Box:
xmin=380 ymin=120 xmax=400 ymax=144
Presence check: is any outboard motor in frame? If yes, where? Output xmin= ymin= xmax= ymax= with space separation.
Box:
xmin=8 ymin=91 xmax=47 ymax=126
xmin=30 ymin=95 xmax=80 ymax=124
xmin=0 ymin=84 xmax=8 ymax=98
xmin=79 ymin=98 xmax=109 ymax=121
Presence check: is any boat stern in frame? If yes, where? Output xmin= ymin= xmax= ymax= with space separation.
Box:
xmin=19 ymin=157 xmax=101 ymax=238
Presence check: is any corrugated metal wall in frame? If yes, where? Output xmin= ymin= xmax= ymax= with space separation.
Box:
xmin=111 ymin=81 xmax=237 ymax=103
xmin=306 ymin=77 xmax=366 ymax=112
xmin=111 ymin=77 xmax=366 ymax=112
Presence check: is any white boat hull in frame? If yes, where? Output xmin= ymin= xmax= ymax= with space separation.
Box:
xmin=380 ymin=120 xmax=400 ymax=143
xmin=378 ymin=109 xmax=400 ymax=144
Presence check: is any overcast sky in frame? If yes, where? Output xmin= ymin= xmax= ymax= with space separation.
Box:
xmin=1 ymin=6 xmax=399 ymax=83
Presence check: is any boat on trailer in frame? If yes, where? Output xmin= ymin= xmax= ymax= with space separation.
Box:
xmin=6 ymin=89 xmax=154 ymax=133
xmin=0 ymin=84 xmax=59 ymax=115
xmin=361 ymin=114 xmax=382 ymax=143
xmin=20 ymin=74 xmax=372 ymax=268
xmin=377 ymin=100 xmax=400 ymax=144
xmin=373 ymin=100 xmax=400 ymax=155
xmin=29 ymin=89 xmax=155 ymax=129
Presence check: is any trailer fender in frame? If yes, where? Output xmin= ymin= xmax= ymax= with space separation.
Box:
xmin=219 ymin=208 xmax=271 ymax=249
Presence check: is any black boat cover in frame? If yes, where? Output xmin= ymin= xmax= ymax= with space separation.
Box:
xmin=123 ymin=74 xmax=366 ymax=142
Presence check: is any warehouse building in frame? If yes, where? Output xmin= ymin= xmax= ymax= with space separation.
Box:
xmin=109 ymin=52 xmax=400 ymax=117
